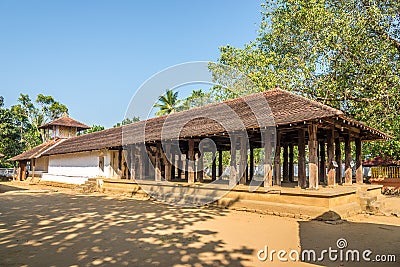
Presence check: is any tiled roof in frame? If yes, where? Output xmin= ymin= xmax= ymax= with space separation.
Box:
xmin=12 ymin=89 xmax=391 ymax=158
xmin=10 ymin=139 xmax=65 ymax=161
xmin=38 ymin=116 xmax=90 ymax=130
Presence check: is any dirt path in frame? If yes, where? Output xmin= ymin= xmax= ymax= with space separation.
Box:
xmin=0 ymin=182 xmax=399 ymax=266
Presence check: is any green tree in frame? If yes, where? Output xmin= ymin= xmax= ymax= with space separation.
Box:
xmin=81 ymin=125 xmax=105 ymax=134
xmin=179 ymin=89 xmax=214 ymax=111
xmin=154 ymin=90 xmax=181 ymax=116
xmin=0 ymin=97 xmax=24 ymax=167
xmin=10 ymin=94 xmax=68 ymax=150
xmin=216 ymin=0 xmax=400 ymax=159
xmin=113 ymin=116 xmax=140 ymax=128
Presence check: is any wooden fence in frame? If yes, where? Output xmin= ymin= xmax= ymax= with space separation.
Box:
xmin=371 ymin=166 xmax=400 ymax=179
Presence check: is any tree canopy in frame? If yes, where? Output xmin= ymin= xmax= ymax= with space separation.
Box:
xmin=216 ymin=0 xmax=400 ymax=159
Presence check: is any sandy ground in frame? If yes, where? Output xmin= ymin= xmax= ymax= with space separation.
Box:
xmin=0 ymin=182 xmax=399 ymax=267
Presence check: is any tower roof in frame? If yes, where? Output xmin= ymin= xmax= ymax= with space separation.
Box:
xmin=38 ymin=113 xmax=90 ymax=131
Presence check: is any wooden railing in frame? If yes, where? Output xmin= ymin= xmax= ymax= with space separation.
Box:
xmin=371 ymin=166 xmax=400 ymax=179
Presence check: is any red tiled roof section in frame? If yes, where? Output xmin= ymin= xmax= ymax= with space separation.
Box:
xmin=34 ymin=88 xmax=388 ymax=156
xmin=10 ymin=139 xmax=65 ymax=161
xmin=38 ymin=116 xmax=90 ymax=130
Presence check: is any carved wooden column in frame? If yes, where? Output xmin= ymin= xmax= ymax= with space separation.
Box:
xmin=335 ymin=137 xmax=342 ymax=184
xmin=327 ymin=128 xmax=336 ymax=186
xmin=155 ymin=143 xmax=162 ymax=181
xmin=344 ymin=135 xmax=352 ymax=185
xmin=298 ymin=128 xmax=306 ymax=188
xmin=283 ymin=144 xmax=289 ymax=182
xmin=130 ymin=145 xmax=136 ymax=180
xmin=188 ymin=140 xmax=195 ymax=183
xmin=211 ymin=150 xmax=217 ymax=181
xmin=274 ymin=131 xmax=281 ymax=186
xmin=164 ymin=142 xmax=172 ymax=181
xmin=239 ymin=133 xmax=247 ymax=185
xmin=218 ymin=149 xmax=223 ymax=178
xmin=263 ymin=128 xmax=273 ymax=187
xmin=177 ymin=152 xmax=183 ymax=179
xmin=289 ymin=144 xmax=294 ymax=182
xmin=249 ymin=146 xmax=254 ymax=183
xmin=229 ymin=134 xmax=237 ymax=186
xmin=319 ymin=141 xmax=326 ymax=184
xmin=197 ymin=151 xmax=204 ymax=182
xmin=355 ymin=138 xmax=363 ymax=184
xmin=308 ymin=124 xmax=319 ymax=189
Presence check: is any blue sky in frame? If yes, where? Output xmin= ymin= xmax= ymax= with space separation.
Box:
xmin=0 ymin=0 xmax=263 ymax=128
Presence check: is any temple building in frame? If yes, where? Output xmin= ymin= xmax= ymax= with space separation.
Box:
xmin=11 ymin=89 xmax=391 ymax=214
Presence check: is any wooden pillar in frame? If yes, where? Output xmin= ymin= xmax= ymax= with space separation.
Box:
xmin=155 ymin=143 xmax=162 ymax=181
xmin=335 ymin=137 xmax=342 ymax=184
xmin=229 ymin=134 xmax=237 ymax=186
xmin=137 ymin=146 xmax=143 ymax=179
xmin=185 ymin=153 xmax=189 ymax=180
xmin=239 ymin=133 xmax=247 ymax=185
xmin=164 ymin=142 xmax=172 ymax=181
xmin=319 ymin=141 xmax=326 ymax=184
xmin=177 ymin=153 xmax=183 ymax=179
xmin=171 ymin=148 xmax=176 ymax=180
xmin=298 ymin=128 xmax=306 ymax=188
xmin=218 ymin=149 xmax=223 ymax=178
xmin=274 ymin=131 xmax=281 ymax=186
xmin=327 ymin=128 xmax=336 ymax=186
xmin=282 ymin=144 xmax=289 ymax=182
xmin=31 ymin=159 xmax=35 ymax=179
xmin=197 ymin=151 xmax=204 ymax=182
xmin=355 ymin=138 xmax=363 ymax=184
xmin=344 ymin=135 xmax=352 ymax=185
xmin=129 ymin=145 xmax=135 ymax=180
xmin=211 ymin=150 xmax=217 ymax=181
xmin=308 ymin=124 xmax=319 ymax=189
xmin=263 ymin=129 xmax=273 ymax=187
xmin=20 ymin=161 xmax=27 ymax=181
xmin=249 ymin=146 xmax=254 ymax=181
xmin=188 ymin=140 xmax=195 ymax=183
xmin=288 ymin=144 xmax=294 ymax=182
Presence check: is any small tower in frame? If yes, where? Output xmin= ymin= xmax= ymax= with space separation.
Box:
xmin=38 ymin=113 xmax=90 ymax=141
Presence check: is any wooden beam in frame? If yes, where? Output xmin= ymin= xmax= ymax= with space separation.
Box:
xmin=356 ymin=138 xmax=363 ymax=184
xmin=229 ymin=134 xmax=237 ymax=186
xmin=274 ymin=131 xmax=281 ymax=186
xmin=308 ymin=124 xmax=319 ymax=189
xmin=327 ymin=128 xmax=336 ymax=186
xmin=282 ymin=144 xmax=289 ymax=182
xmin=335 ymin=137 xmax=342 ymax=184
xmin=239 ymin=134 xmax=247 ymax=185
xmin=188 ymin=140 xmax=195 ymax=183
xmin=344 ymin=135 xmax=352 ymax=185
xmin=298 ymin=128 xmax=306 ymax=188
xmin=289 ymin=144 xmax=294 ymax=182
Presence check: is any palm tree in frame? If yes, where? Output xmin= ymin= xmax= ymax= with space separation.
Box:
xmin=154 ymin=90 xmax=181 ymax=116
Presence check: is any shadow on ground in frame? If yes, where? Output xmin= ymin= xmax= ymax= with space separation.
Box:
xmin=0 ymin=192 xmax=253 ymax=266
xmin=0 ymin=184 xmax=27 ymax=193
xmin=299 ymin=217 xmax=400 ymax=266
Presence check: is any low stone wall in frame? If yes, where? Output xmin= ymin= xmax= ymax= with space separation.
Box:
xmin=97 ymin=179 xmax=382 ymax=219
